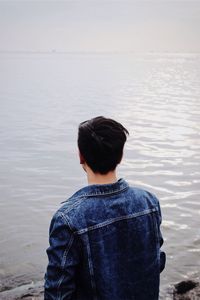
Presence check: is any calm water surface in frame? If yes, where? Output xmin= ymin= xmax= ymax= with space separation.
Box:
xmin=0 ymin=52 xmax=200 ymax=298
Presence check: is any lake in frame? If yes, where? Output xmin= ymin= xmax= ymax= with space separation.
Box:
xmin=0 ymin=52 xmax=200 ymax=298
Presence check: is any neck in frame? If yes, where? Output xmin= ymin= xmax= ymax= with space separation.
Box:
xmin=86 ymin=168 xmax=117 ymax=185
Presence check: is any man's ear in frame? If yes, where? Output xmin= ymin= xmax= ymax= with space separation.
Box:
xmin=79 ymin=151 xmax=85 ymax=164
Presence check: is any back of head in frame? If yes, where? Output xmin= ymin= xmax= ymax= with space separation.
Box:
xmin=78 ymin=116 xmax=129 ymax=174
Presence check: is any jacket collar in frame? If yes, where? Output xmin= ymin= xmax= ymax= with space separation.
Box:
xmin=63 ymin=178 xmax=129 ymax=202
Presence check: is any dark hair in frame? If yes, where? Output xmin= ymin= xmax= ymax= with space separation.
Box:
xmin=78 ymin=116 xmax=129 ymax=174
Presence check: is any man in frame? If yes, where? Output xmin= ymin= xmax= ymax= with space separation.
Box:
xmin=44 ymin=116 xmax=166 ymax=300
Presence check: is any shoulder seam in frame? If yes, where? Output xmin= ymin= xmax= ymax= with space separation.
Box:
xmin=58 ymin=212 xmax=74 ymax=232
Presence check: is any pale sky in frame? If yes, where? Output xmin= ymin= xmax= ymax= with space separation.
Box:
xmin=0 ymin=0 xmax=200 ymax=52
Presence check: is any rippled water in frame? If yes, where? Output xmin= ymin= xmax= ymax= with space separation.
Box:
xmin=0 ymin=52 xmax=200 ymax=298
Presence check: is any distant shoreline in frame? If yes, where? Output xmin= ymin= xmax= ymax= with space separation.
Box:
xmin=0 ymin=50 xmax=200 ymax=55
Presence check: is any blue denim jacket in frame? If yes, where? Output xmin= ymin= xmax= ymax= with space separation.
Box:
xmin=44 ymin=178 xmax=166 ymax=300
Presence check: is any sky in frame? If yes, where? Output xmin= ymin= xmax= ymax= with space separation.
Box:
xmin=0 ymin=0 xmax=200 ymax=53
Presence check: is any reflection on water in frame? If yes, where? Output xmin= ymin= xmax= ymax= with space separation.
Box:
xmin=0 ymin=52 xmax=200 ymax=298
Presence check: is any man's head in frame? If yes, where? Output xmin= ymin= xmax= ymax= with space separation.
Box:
xmin=78 ymin=116 xmax=129 ymax=175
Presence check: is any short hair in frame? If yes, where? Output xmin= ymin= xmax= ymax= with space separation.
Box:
xmin=78 ymin=116 xmax=129 ymax=174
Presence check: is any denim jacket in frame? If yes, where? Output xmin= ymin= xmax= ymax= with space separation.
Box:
xmin=44 ymin=178 xmax=166 ymax=300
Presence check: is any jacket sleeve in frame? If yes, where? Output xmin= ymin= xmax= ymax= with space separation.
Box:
xmin=44 ymin=212 xmax=80 ymax=300
xmin=157 ymin=201 xmax=166 ymax=273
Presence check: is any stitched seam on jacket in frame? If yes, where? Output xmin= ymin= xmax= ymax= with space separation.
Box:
xmin=75 ymin=208 xmax=158 ymax=235
xmin=56 ymin=214 xmax=74 ymax=300
xmin=60 ymin=212 xmax=73 ymax=232
xmin=80 ymin=186 xmax=128 ymax=198
xmin=86 ymin=234 xmax=98 ymax=300
xmin=152 ymin=212 xmax=160 ymax=247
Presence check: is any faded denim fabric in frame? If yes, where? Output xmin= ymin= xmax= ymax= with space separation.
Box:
xmin=44 ymin=178 xmax=166 ymax=300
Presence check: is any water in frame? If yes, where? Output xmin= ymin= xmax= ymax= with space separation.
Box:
xmin=0 ymin=52 xmax=200 ymax=298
